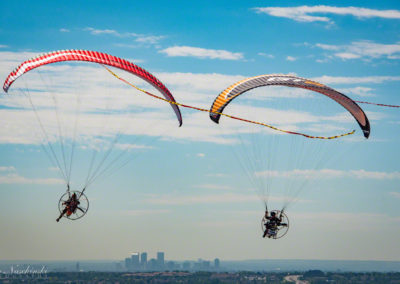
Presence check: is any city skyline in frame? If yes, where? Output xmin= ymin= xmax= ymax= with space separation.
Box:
xmin=1 ymin=258 xmax=399 ymax=273
xmin=124 ymin=251 xmax=220 ymax=271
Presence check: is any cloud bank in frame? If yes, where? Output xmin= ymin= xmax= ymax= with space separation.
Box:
xmin=315 ymin=41 xmax=400 ymax=60
xmin=159 ymin=46 xmax=244 ymax=60
xmin=254 ymin=6 xmax=400 ymax=24
xmin=255 ymin=169 xmax=400 ymax=180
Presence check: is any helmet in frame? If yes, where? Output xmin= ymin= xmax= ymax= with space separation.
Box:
xmin=271 ymin=211 xmax=276 ymax=216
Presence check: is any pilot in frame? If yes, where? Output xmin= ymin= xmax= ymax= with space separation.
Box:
xmin=263 ymin=211 xmax=283 ymax=238
xmin=56 ymin=193 xmax=80 ymax=222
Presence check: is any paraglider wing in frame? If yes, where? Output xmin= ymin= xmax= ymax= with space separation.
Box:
xmin=3 ymin=49 xmax=182 ymax=126
xmin=209 ymin=74 xmax=370 ymax=138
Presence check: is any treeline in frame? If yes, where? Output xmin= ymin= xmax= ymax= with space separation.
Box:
xmin=1 ymin=271 xmax=400 ymax=283
xmin=301 ymin=270 xmax=400 ymax=284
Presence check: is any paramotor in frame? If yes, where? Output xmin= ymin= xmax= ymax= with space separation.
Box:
xmin=3 ymin=50 xmax=183 ymax=221
xmin=209 ymin=74 xmax=371 ymax=238
xmin=261 ymin=210 xmax=289 ymax=239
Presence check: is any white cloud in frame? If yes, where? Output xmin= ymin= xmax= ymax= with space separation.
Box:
xmin=193 ymin=184 xmax=232 ymax=190
xmin=316 ymin=59 xmax=328 ymax=63
xmin=156 ymin=72 xmax=244 ymax=93
xmin=114 ymin=43 xmax=141 ymax=49
xmin=115 ymin=143 xmax=154 ymax=150
xmin=0 ymin=44 xmax=8 ymax=48
xmin=0 ymin=166 xmax=16 ymax=172
xmin=253 ymin=6 xmax=400 ymax=24
xmin=338 ymin=87 xmax=374 ymax=97
xmin=59 ymin=28 xmax=70 ymax=33
xmin=84 ymin=27 xmax=124 ymax=37
xmin=84 ymin=27 xmax=165 ymax=45
xmin=0 ymin=173 xmax=63 ymax=184
xmin=315 ymin=43 xmax=340 ymax=51
xmin=315 ymin=41 xmax=400 ymax=60
xmin=258 ymin=53 xmax=275 ymax=59
xmin=159 ymin=46 xmax=244 ymax=60
xmin=362 ymin=111 xmax=386 ymax=122
xmin=351 ymin=170 xmax=400 ymax=179
xmin=135 ymin=35 xmax=165 ymax=45
xmin=0 ymin=51 xmax=39 ymax=69
xmin=286 ymin=56 xmax=297 ymax=61
xmin=335 ymin=52 xmax=361 ymax=59
xmin=48 ymin=167 xmax=59 ymax=172
xmin=255 ymin=169 xmax=400 ymax=180
xmin=0 ymin=85 xmax=357 ymax=147
xmin=196 ymin=153 xmax=205 ymax=158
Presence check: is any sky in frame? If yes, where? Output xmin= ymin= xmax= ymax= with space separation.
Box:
xmin=0 ymin=0 xmax=400 ymax=262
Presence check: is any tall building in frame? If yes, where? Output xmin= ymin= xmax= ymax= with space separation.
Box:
xmin=214 ymin=258 xmax=220 ymax=270
xmin=157 ymin=252 xmax=164 ymax=269
xmin=131 ymin=252 xmax=140 ymax=269
xmin=140 ymin=252 xmax=147 ymax=268
xmin=125 ymin=257 xmax=132 ymax=270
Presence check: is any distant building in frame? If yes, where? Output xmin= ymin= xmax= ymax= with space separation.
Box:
xmin=131 ymin=253 xmax=140 ymax=270
xmin=141 ymin=252 xmax=147 ymax=268
xmin=125 ymin=258 xmax=132 ymax=270
xmin=76 ymin=262 xmax=80 ymax=272
xmin=182 ymin=261 xmax=191 ymax=271
xmin=166 ymin=261 xmax=175 ymax=271
xmin=202 ymin=261 xmax=210 ymax=270
xmin=193 ymin=262 xmax=202 ymax=270
xmin=157 ymin=252 xmax=165 ymax=269
xmin=148 ymin=258 xmax=157 ymax=270
xmin=115 ymin=262 xmax=123 ymax=271
xmin=214 ymin=258 xmax=220 ymax=270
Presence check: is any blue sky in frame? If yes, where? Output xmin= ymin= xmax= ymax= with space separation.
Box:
xmin=0 ymin=1 xmax=400 ymax=262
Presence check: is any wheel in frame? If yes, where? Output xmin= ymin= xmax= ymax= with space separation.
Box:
xmin=58 ymin=191 xmax=89 ymax=220
xmin=261 ymin=210 xmax=289 ymax=239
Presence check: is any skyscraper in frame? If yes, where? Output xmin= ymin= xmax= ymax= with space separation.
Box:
xmin=131 ymin=252 xmax=140 ymax=269
xmin=140 ymin=252 xmax=147 ymax=268
xmin=157 ymin=252 xmax=164 ymax=269
xmin=214 ymin=258 xmax=220 ymax=270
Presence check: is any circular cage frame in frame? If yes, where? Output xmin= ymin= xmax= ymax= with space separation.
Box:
xmin=261 ymin=210 xmax=289 ymax=239
xmin=58 ymin=191 xmax=89 ymax=221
